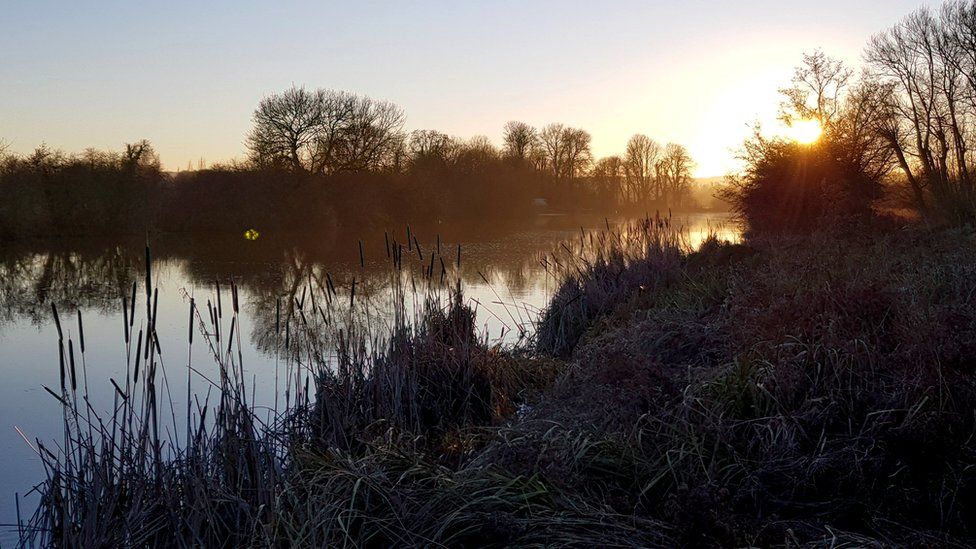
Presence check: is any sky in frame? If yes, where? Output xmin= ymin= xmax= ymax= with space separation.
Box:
xmin=0 ymin=0 xmax=948 ymax=177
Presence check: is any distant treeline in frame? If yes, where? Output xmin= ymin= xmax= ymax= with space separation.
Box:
xmin=0 ymin=91 xmax=715 ymax=240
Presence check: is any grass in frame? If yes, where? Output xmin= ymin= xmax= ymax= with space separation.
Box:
xmin=527 ymin=221 xmax=976 ymax=546
xmin=18 ymin=218 xmax=976 ymax=547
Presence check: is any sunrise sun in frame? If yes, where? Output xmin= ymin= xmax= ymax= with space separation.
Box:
xmin=786 ymin=119 xmax=823 ymax=144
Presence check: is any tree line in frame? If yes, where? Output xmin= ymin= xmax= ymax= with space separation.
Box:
xmin=245 ymin=86 xmax=697 ymax=210
xmin=0 ymin=88 xmax=704 ymax=240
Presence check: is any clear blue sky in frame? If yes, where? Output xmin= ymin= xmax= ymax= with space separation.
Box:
xmin=0 ymin=0 xmax=945 ymax=176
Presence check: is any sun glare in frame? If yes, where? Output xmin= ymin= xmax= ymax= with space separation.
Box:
xmin=786 ymin=119 xmax=823 ymax=144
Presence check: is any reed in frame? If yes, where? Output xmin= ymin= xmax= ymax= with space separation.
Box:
xmin=535 ymin=214 xmax=687 ymax=357
xmin=18 ymin=227 xmax=557 ymax=547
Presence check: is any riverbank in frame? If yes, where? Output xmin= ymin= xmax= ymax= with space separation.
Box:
xmin=20 ymin=218 xmax=976 ymax=547
xmin=525 ymin=219 xmax=976 ymax=546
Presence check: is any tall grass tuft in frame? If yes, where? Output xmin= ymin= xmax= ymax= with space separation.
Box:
xmin=536 ymin=215 xmax=686 ymax=357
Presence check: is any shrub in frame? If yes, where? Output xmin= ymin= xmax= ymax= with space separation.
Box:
xmin=722 ymin=137 xmax=882 ymax=236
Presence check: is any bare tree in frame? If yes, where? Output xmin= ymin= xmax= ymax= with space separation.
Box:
xmin=563 ymin=128 xmax=592 ymax=179
xmin=833 ymin=78 xmax=898 ymax=183
xmin=247 ymin=86 xmax=405 ymax=175
xmin=247 ymin=86 xmax=327 ymax=172
xmin=453 ymin=135 xmax=500 ymax=173
xmin=779 ymin=50 xmax=852 ymax=130
xmin=623 ymin=134 xmax=662 ymax=205
xmin=657 ymin=143 xmax=695 ymax=208
xmin=538 ymin=124 xmax=591 ymax=179
xmin=124 ymin=140 xmax=160 ymax=170
xmin=333 ymin=97 xmax=406 ymax=172
xmin=503 ymin=121 xmax=537 ymax=160
xmin=866 ymin=5 xmax=976 ymax=212
xmin=538 ymin=123 xmax=568 ymax=178
xmin=592 ymin=156 xmax=624 ymax=204
xmin=408 ymin=129 xmax=455 ymax=160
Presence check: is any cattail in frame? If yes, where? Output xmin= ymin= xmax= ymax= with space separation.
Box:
xmin=227 ymin=317 xmax=236 ymax=355
xmin=68 ymin=340 xmax=77 ymax=392
xmin=359 ymin=240 xmax=365 ymax=268
xmin=151 ymin=288 xmax=159 ymax=330
xmin=58 ymin=339 xmax=65 ymax=392
xmin=122 ymin=297 xmax=130 ymax=343
xmin=144 ymin=245 xmax=152 ymax=303
xmin=109 ymin=378 xmax=127 ymax=400
xmin=129 ymin=281 xmax=137 ymax=325
xmin=51 ymin=303 xmax=63 ymax=341
xmin=188 ymin=298 xmax=195 ymax=345
xmin=76 ymin=310 xmax=85 ymax=354
xmin=134 ymin=329 xmax=143 ymax=381
xmin=43 ymin=386 xmax=68 ymax=407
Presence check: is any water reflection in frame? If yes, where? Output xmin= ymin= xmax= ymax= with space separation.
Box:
xmin=0 ymin=245 xmax=136 ymax=327
xmin=0 ymin=214 xmax=740 ymax=341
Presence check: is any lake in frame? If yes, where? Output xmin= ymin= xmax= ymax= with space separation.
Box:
xmin=0 ymin=212 xmax=737 ymax=541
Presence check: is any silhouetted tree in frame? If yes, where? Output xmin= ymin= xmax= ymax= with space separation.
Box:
xmin=247 ymin=86 xmax=327 ymax=173
xmin=866 ymin=3 xmax=976 ymax=217
xmin=335 ymin=96 xmax=406 ymax=172
xmin=657 ymin=143 xmax=695 ymax=208
xmin=454 ymin=136 xmax=499 ymax=173
xmin=123 ymin=140 xmax=160 ymax=171
xmin=779 ymin=50 xmax=852 ymax=131
xmin=538 ymin=124 xmax=592 ymax=180
xmin=502 ymin=121 xmax=537 ymax=160
xmin=408 ymin=130 xmax=455 ymax=165
xmin=624 ymin=134 xmax=661 ymax=206
xmin=247 ymin=86 xmax=405 ymax=175
xmin=592 ymin=156 xmax=624 ymax=207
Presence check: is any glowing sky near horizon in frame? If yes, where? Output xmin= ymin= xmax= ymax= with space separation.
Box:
xmin=0 ymin=0 xmax=947 ymax=177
